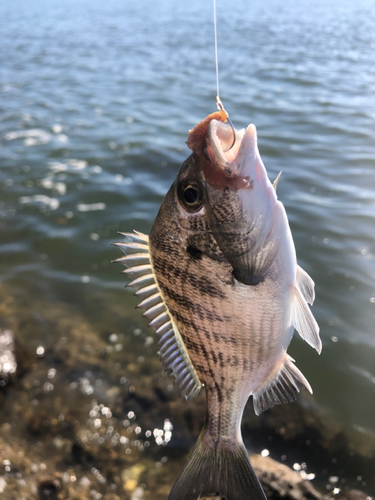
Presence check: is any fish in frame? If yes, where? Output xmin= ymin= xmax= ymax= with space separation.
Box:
xmin=113 ymin=110 xmax=321 ymax=500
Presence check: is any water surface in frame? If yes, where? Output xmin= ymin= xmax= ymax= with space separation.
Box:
xmin=1 ymin=0 xmax=375 ymax=496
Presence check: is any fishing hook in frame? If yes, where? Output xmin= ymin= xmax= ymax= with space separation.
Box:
xmin=225 ymin=115 xmax=236 ymax=152
xmin=216 ymin=97 xmax=236 ymax=152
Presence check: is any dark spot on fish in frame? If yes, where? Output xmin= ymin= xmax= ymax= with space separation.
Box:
xmin=192 ymin=363 xmax=210 ymax=375
xmin=191 ymin=324 xmax=212 ymax=340
xmin=186 ymin=245 xmax=203 ymax=260
xmin=242 ymin=357 xmax=250 ymax=371
xmin=199 ymin=343 xmax=218 ymax=383
xmin=233 ymin=269 xmax=265 ymax=286
xmin=210 ymin=350 xmax=218 ymax=364
xmin=167 ymin=306 xmax=188 ymax=326
xmin=183 ymin=338 xmax=202 ymax=354
xmin=210 ymin=331 xmax=237 ymax=346
xmin=172 ymin=267 xmax=183 ymax=279
xmin=215 ymin=382 xmax=224 ymax=403
xmin=229 ymin=335 xmax=238 ymax=345
xmin=186 ymin=274 xmax=226 ymax=300
xmin=188 ymin=216 xmax=207 ymax=232
xmin=212 ymin=331 xmax=221 ymax=343
xmin=191 ymin=302 xmax=207 ymax=321
xmin=218 ymin=352 xmax=225 ymax=368
xmin=159 ymin=285 xmax=190 ymax=310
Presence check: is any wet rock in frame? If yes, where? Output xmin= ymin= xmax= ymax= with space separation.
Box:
xmin=71 ymin=442 xmax=95 ymax=468
xmin=334 ymin=491 xmax=371 ymax=500
xmin=252 ymin=454 xmax=324 ymax=500
xmin=0 ymin=284 xmax=373 ymax=499
xmin=122 ymin=464 xmax=146 ymax=493
xmin=38 ymin=476 xmax=63 ymax=499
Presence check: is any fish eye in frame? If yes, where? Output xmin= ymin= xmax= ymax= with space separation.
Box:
xmin=184 ymin=187 xmax=198 ymax=204
xmin=178 ymin=181 xmax=204 ymax=212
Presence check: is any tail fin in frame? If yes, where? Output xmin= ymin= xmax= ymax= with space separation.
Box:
xmin=167 ymin=433 xmax=267 ymax=500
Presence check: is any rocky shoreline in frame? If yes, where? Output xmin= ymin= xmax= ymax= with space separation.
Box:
xmin=0 ymin=285 xmax=373 ymax=500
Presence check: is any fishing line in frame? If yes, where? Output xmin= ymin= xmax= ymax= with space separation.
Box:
xmin=213 ymin=0 xmax=236 ymax=151
xmin=213 ymin=0 xmax=220 ymax=100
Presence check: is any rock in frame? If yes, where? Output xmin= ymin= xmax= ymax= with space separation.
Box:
xmin=334 ymin=491 xmax=371 ymax=500
xmin=38 ymin=476 xmax=63 ymax=499
xmin=252 ymin=455 xmax=324 ymax=500
xmin=0 ymin=285 xmax=372 ymax=500
xmin=122 ymin=464 xmax=146 ymax=492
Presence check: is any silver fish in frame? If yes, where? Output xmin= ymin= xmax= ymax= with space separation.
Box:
xmin=114 ymin=111 xmax=321 ymax=500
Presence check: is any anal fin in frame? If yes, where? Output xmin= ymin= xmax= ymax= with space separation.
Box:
xmin=253 ymin=354 xmax=312 ymax=416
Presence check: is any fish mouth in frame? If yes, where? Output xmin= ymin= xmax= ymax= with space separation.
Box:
xmin=206 ymin=120 xmax=257 ymax=180
xmin=204 ymin=120 xmax=274 ymax=285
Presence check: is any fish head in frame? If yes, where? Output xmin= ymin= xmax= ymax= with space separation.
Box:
xmin=152 ymin=115 xmax=280 ymax=286
xmin=176 ymin=117 xmax=279 ymax=285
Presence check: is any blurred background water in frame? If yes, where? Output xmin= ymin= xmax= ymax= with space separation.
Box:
xmin=0 ymin=0 xmax=374 ymax=497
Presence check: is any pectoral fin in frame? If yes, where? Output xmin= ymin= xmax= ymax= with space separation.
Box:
xmin=297 ymin=265 xmax=315 ymax=304
xmin=252 ymin=355 xmax=312 ymax=416
xmin=292 ymin=284 xmax=321 ymax=353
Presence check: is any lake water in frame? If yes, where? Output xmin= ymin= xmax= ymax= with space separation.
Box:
xmin=1 ymin=0 xmax=374 ymax=497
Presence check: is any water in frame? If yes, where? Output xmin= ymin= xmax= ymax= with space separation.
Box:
xmin=1 ymin=0 xmax=375 ymax=496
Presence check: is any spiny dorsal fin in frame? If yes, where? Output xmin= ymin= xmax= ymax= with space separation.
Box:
xmin=252 ymin=354 xmax=312 ymax=416
xmin=113 ymin=231 xmax=202 ymax=400
xmin=272 ymin=171 xmax=282 ymax=192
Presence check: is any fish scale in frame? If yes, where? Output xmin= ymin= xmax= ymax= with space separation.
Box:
xmin=114 ymin=111 xmax=320 ymax=500
xmin=151 ymin=225 xmax=272 ymax=434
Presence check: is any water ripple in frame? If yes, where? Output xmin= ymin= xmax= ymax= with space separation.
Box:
xmin=1 ymin=0 xmax=375 ymax=492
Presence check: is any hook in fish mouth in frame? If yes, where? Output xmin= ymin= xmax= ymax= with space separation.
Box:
xmin=207 ymin=119 xmax=257 ymax=178
xmin=224 ymin=116 xmax=236 ymax=152
xmin=215 ymin=98 xmax=236 ymax=153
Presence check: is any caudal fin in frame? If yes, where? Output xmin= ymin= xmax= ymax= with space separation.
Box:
xmin=167 ymin=433 xmax=267 ymax=500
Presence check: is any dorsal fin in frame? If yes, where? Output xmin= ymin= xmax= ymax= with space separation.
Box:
xmin=113 ymin=231 xmax=202 ymax=400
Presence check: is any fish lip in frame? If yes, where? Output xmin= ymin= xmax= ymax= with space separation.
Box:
xmin=207 ymin=120 xmax=257 ymax=177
